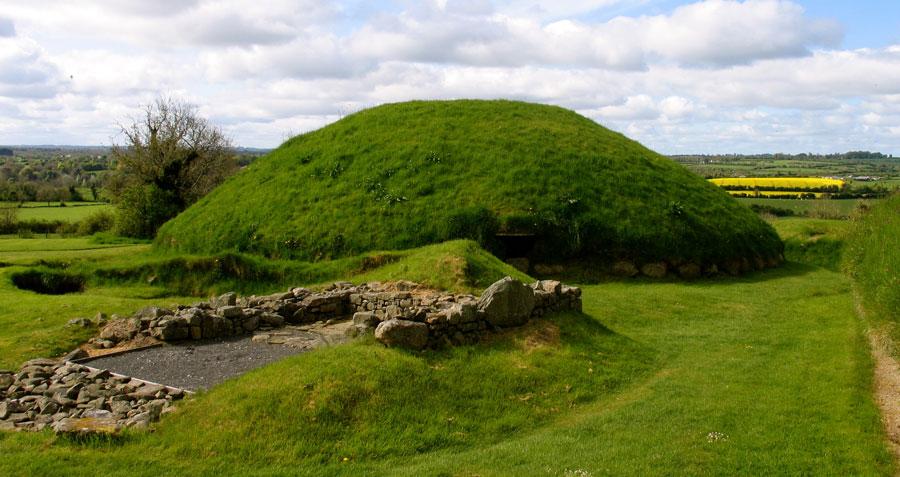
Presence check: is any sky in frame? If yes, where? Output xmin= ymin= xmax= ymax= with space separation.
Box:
xmin=0 ymin=0 xmax=898 ymax=155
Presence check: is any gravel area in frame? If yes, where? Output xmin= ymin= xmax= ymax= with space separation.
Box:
xmin=82 ymin=336 xmax=311 ymax=391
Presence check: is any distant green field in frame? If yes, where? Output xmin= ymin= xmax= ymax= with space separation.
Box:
xmin=736 ymin=197 xmax=867 ymax=218
xmin=0 ymin=202 xmax=114 ymax=222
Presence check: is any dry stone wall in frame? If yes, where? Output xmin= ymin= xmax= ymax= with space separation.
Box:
xmin=93 ymin=277 xmax=582 ymax=351
xmin=1 ymin=277 xmax=581 ymax=434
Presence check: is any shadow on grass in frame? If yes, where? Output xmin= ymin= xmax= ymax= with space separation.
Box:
xmin=680 ymin=261 xmax=824 ymax=287
xmin=571 ymin=261 xmax=823 ymax=289
xmin=409 ymin=311 xmax=625 ymax=354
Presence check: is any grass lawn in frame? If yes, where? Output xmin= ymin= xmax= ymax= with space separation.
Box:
xmin=0 ymin=237 xmax=186 ymax=369
xmin=769 ymin=218 xmax=851 ymax=271
xmin=0 ymin=202 xmax=115 ymax=222
xmin=0 ymin=233 xmax=894 ymax=475
xmin=0 ymin=235 xmax=149 ymax=266
xmin=736 ymin=197 xmax=866 ymax=218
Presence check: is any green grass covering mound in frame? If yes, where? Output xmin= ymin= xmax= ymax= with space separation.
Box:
xmin=148 ymin=315 xmax=650 ymax=469
xmin=85 ymin=239 xmax=529 ymax=297
xmin=156 ymin=100 xmax=781 ymax=270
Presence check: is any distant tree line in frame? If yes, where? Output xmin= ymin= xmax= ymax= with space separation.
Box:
xmin=720 ymin=184 xmax=843 ymax=193
xmin=0 ymin=153 xmax=108 ymax=203
xmin=0 ymin=182 xmax=86 ymax=205
xmin=671 ymin=151 xmax=895 ymax=163
xmin=728 ymin=184 xmax=890 ymax=200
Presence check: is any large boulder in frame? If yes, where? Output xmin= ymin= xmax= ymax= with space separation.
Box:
xmin=374 ymin=319 xmax=429 ymax=349
xmin=477 ymin=277 xmax=535 ymax=327
xmin=99 ymin=318 xmax=140 ymax=342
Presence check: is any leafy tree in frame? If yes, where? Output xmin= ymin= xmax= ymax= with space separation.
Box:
xmin=110 ymin=97 xmax=236 ymax=238
xmin=36 ymin=184 xmax=58 ymax=205
xmin=0 ymin=206 xmax=17 ymax=233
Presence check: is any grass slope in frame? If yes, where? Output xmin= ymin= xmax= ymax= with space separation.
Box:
xmin=1 ymin=266 xmax=891 ymax=475
xmin=86 ymin=239 xmax=530 ymax=297
xmin=845 ymin=194 xmax=900 ymax=351
xmin=396 ymin=267 xmax=892 ymax=476
xmin=156 ymin=100 xmax=781 ymax=267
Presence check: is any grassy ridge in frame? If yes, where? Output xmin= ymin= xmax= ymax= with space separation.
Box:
xmin=156 ymin=100 xmax=781 ymax=267
xmin=86 ymin=239 xmax=530 ymax=296
xmin=771 ymin=218 xmax=850 ymax=271
xmin=845 ymin=194 xmax=900 ymax=345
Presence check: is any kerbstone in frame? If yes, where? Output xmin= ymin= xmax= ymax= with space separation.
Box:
xmin=374 ymin=319 xmax=429 ymax=350
xmin=477 ymin=277 xmax=534 ymax=327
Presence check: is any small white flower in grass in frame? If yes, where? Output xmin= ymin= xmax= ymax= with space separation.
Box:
xmin=547 ymin=468 xmax=594 ymax=476
xmin=563 ymin=470 xmax=594 ymax=476
xmin=706 ymin=431 xmax=728 ymax=443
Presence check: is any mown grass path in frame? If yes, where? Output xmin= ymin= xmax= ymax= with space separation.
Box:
xmin=388 ymin=265 xmax=894 ymax=476
xmin=1 ymin=264 xmax=894 ymax=475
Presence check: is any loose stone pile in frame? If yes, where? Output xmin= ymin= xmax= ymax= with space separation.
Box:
xmin=90 ymin=276 xmax=581 ymax=351
xmin=0 ymin=358 xmax=184 ymax=433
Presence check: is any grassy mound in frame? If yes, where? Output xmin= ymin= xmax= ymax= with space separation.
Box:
xmin=84 ymin=239 xmax=529 ymax=296
xmin=148 ymin=314 xmax=650 ymax=467
xmin=156 ymin=100 xmax=781 ymax=269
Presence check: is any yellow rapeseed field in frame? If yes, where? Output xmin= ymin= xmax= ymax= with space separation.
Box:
xmin=709 ymin=177 xmax=844 ymax=189
xmin=724 ymin=190 xmax=824 ymax=198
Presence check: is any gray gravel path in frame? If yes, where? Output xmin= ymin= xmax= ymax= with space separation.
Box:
xmin=83 ymin=337 xmax=310 ymax=391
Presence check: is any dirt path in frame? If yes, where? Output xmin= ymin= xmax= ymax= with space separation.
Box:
xmin=869 ymin=328 xmax=900 ymax=473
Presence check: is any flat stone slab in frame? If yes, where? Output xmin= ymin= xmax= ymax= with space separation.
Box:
xmin=54 ymin=416 xmax=121 ymax=437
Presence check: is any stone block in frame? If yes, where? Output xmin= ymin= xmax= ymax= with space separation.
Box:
xmin=477 ymin=277 xmax=534 ymax=327
xmin=374 ymin=319 xmax=429 ymax=349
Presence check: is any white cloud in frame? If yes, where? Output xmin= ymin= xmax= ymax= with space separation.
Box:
xmin=641 ymin=0 xmax=842 ymax=65
xmin=659 ymin=96 xmax=696 ymax=118
xmin=0 ymin=36 xmax=64 ymax=99
xmin=494 ymin=0 xmax=635 ymax=21
xmin=0 ymin=0 xmax=895 ymax=154
xmin=596 ymin=94 xmax=660 ymax=119
xmin=334 ymin=0 xmax=843 ymax=70
xmin=3 ymin=0 xmax=341 ymax=50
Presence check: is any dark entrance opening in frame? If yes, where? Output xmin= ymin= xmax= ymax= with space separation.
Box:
xmin=495 ymin=233 xmax=537 ymax=259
